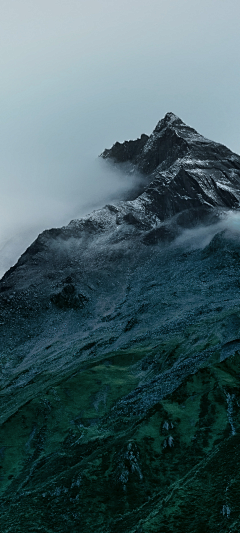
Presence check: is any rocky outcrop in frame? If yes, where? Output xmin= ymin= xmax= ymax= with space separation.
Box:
xmin=51 ymin=279 xmax=88 ymax=309
xmin=101 ymin=133 xmax=149 ymax=163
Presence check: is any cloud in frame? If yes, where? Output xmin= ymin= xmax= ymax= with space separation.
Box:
xmin=0 ymin=157 xmax=141 ymax=278
xmin=174 ymin=211 xmax=240 ymax=250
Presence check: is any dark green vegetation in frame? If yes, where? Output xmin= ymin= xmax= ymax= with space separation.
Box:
xmin=1 ymin=228 xmax=240 ymax=532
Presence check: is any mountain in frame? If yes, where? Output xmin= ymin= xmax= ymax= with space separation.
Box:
xmin=1 ymin=113 xmax=240 ymax=532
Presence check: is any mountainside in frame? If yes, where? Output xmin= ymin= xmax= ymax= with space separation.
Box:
xmin=1 ymin=114 xmax=240 ymax=532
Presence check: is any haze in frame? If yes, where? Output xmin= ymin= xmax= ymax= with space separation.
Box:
xmin=0 ymin=0 xmax=240 ymax=277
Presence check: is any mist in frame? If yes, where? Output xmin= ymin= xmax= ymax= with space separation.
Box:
xmin=0 ymin=156 xmax=140 ymax=278
xmin=1 ymin=0 xmax=240 ymax=277
xmin=174 ymin=211 xmax=240 ymax=250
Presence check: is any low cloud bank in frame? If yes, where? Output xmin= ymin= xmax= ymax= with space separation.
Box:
xmin=2 ymin=162 xmax=240 ymax=280
xmin=0 ymin=158 xmax=141 ymax=279
xmin=174 ymin=210 xmax=240 ymax=250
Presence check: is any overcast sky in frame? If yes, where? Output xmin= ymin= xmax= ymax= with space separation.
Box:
xmin=0 ymin=0 xmax=240 ymax=275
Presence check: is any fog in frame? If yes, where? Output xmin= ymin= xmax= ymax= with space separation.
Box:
xmin=175 ymin=211 xmax=240 ymax=250
xmin=0 ymin=158 xmax=140 ymax=277
xmin=1 ymin=0 xmax=240 ymax=276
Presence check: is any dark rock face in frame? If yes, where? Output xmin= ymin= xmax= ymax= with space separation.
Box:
xmin=51 ymin=282 xmax=88 ymax=309
xmin=1 ymin=114 xmax=240 ymax=532
xmin=102 ymin=112 xmax=240 ymax=220
xmin=101 ymin=133 xmax=149 ymax=163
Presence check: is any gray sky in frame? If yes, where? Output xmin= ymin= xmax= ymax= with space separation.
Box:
xmin=0 ymin=0 xmax=240 ymax=275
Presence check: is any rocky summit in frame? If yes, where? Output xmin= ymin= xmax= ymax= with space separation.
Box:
xmin=1 ymin=113 xmax=240 ymax=532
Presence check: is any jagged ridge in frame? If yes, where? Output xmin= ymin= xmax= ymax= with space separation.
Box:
xmin=102 ymin=112 xmax=240 ymax=220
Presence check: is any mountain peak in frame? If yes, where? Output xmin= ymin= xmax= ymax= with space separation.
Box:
xmin=101 ymin=113 xmax=240 ymax=219
xmin=151 ymin=112 xmax=202 ymax=145
xmin=101 ymin=113 xmax=202 ymax=173
xmin=156 ymin=111 xmax=185 ymax=128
